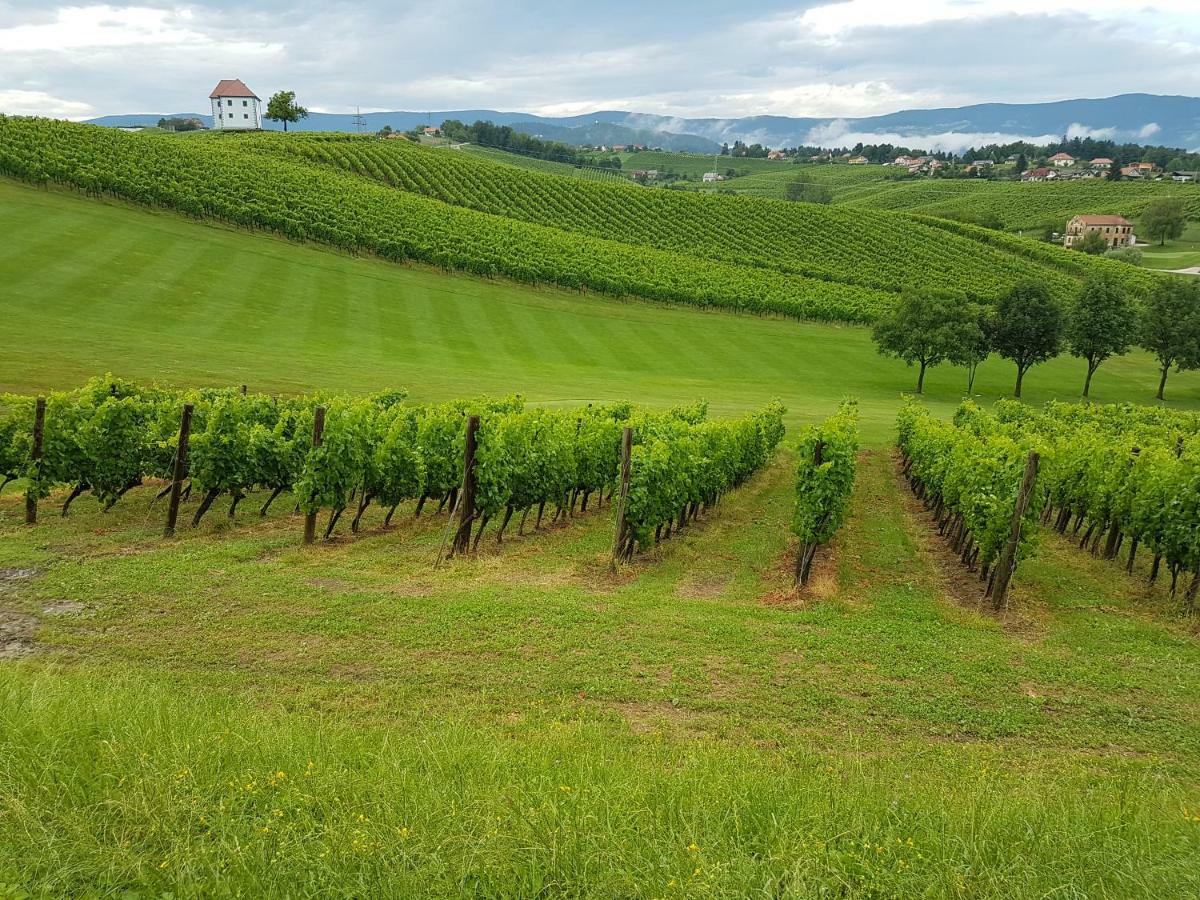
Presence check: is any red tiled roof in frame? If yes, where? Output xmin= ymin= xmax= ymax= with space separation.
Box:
xmin=1091 ymin=157 xmax=1114 ymax=164
xmin=1072 ymin=215 xmax=1132 ymax=226
xmin=1048 ymin=152 xmax=1075 ymax=160
xmin=209 ymin=79 xmax=259 ymax=100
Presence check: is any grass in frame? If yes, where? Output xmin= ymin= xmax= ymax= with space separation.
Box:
xmin=1141 ymin=221 xmax=1200 ymax=270
xmin=3 ymin=178 xmax=1197 ymax=448
xmin=1 ymin=447 xmax=1198 ymax=895
xmin=3 ymin=173 xmax=1200 ymax=894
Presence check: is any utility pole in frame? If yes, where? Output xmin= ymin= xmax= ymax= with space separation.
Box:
xmin=352 ymin=106 xmax=366 ymax=134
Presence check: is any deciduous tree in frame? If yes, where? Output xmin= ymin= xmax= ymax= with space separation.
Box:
xmin=991 ymin=280 xmax=1062 ymax=398
xmin=1140 ymin=278 xmax=1200 ymax=400
xmin=266 ymin=91 xmax=309 ymax=132
xmin=1065 ymin=275 xmax=1137 ymax=397
xmin=872 ymin=288 xmax=981 ymax=393
xmin=1141 ymin=198 xmax=1187 ymax=245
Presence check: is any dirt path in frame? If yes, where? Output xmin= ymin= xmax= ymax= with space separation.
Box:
xmin=0 ymin=568 xmax=38 ymax=659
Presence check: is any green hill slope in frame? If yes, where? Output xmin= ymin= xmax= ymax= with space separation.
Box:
xmin=245 ymin=132 xmax=1154 ymax=303
xmin=3 ymin=179 xmax=1195 ymax=443
xmin=0 ymin=119 xmax=1159 ymax=328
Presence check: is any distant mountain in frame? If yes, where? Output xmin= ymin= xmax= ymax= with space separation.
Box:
xmin=83 ymin=94 xmax=1200 ymax=152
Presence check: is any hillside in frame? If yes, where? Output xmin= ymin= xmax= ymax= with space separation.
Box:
xmin=687 ymin=160 xmax=1200 ymax=231
xmin=1 ymin=120 xmax=1163 ymax=323
xmin=6 ymin=179 xmax=1192 ymax=441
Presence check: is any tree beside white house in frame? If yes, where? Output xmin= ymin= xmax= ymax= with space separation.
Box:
xmin=210 ymin=79 xmax=262 ymax=131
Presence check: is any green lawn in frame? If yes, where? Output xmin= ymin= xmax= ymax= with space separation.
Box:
xmin=3 ymin=179 xmax=1196 ymax=448
xmin=1141 ymin=221 xmax=1200 ymax=270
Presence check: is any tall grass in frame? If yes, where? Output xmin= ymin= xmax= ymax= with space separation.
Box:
xmin=2 ymin=665 xmax=1196 ymax=897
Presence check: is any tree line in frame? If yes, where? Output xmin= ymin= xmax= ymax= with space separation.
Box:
xmin=873 ymin=276 xmax=1200 ymax=400
xmin=437 ymin=119 xmax=614 ymax=167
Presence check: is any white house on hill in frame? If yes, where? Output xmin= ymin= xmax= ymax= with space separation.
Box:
xmin=210 ymin=79 xmax=262 ymax=130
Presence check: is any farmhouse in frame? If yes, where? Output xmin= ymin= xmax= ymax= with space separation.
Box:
xmin=422 ymin=126 xmax=441 ymax=136
xmin=1049 ymin=152 xmax=1075 ymax=167
xmin=701 ymin=172 xmax=724 ymax=183
xmin=848 ymin=155 xmax=869 ymax=165
xmin=1063 ymin=214 xmax=1135 ymax=249
xmin=767 ymin=150 xmax=787 ymax=160
xmin=209 ymin=79 xmax=261 ymax=131
xmin=1090 ymin=157 xmax=1114 ymax=166
xmin=1020 ymin=166 xmax=1056 ymax=182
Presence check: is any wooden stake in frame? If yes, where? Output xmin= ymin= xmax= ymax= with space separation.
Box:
xmin=450 ymin=415 xmax=480 ymax=557
xmin=991 ymin=451 xmax=1040 ymax=611
xmin=611 ymin=427 xmax=633 ymax=568
xmin=302 ymin=406 xmax=326 ymax=545
xmin=24 ymin=397 xmax=46 ymax=525
xmin=163 ymin=403 xmax=193 ymax=537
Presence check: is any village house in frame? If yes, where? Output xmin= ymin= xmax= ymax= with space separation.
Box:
xmin=1119 ymin=165 xmax=1143 ymax=178
xmin=1063 ymin=214 xmax=1135 ymax=249
xmin=1049 ymin=152 xmax=1075 ymax=167
xmin=1171 ymin=171 xmax=1199 ymax=183
xmin=848 ymin=155 xmax=869 ymax=165
xmin=1020 ymin=166 xmax=1056 ymax=182
xmin=422 ymin=126 xmax=441 ymax=136
xmin=702 ymin=172 xmax=724 ymax=183
xmin=1090 ymin=157 xmax=1114 ymax=167
xmin=209 ymin=78 xmax=262 ymax=130
xmin=767 ymin=150 xmax=787 ymax=160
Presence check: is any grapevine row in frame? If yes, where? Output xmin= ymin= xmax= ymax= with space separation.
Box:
xmin=792 ymin=401 xmax=860 ymax=585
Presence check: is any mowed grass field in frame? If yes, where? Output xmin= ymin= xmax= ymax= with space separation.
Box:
xmin=3 ymin=179 xmax=1197 ymax=446
xmin=2 ymin=176 xmax=1200 ymax=895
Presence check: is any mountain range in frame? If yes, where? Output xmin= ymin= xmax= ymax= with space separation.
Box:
xmin=84 ymin=93 xmax=1200 ymax=153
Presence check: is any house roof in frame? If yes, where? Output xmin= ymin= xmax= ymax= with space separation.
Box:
xmin=1023 ymin=167 xmax=1054 ymax=177
xmin=209 ymin=79 xmax=259 ymax=100
xmin=1072 ymin=215 xmax=1132 ymax=226
xmin=1048 ymin=152 xmax=1075 ymax=160
xmin=1091 ymin=157 xmax=1114 ymax=164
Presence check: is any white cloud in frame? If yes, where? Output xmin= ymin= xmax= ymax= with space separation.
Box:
xmin=792 ymin=0 xmax=1200 ymax=38
xmin=0 ymin=89 xmax=92 ymax=118
xmin=1139 ymin=122 xmax=1162 ymax=138
xmin=0 ymin=5 xmax=277 ymax=53
xmin=804 ymin=120 xmax=1062 ymax=152
xmin=1066 ymin=122 xmax=1118 ymax=140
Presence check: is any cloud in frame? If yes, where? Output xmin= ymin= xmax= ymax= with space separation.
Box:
xmin=0 ymin=0 xmax=1198 ymax=133
xmin=0 ymin=88 xmax=92 ymax=117
xmin=803 ymin=121 xmax=1063 ymax=153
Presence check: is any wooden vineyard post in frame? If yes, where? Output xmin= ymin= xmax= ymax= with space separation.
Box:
xmin=990 ymin=451 xmax=1040 ymax=611
xmin=610 ymin=427 xmax=633 ymax=569
xmin=24 ymin=396 xmax=45 ymax=526
xmin=302 ymin=406 xmax=326 ymax=545
xmin=450 ymin=415 xmax=480 ymax=557
xmin=163 ymin=403 xmax=194 ymax=537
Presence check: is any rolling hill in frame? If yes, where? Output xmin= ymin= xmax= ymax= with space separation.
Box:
xmin=0 ymin=118 xmax=1159 ymax=329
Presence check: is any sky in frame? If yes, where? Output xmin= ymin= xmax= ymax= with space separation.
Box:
xmin=2 ymin=0 xmax=1199 ymax=124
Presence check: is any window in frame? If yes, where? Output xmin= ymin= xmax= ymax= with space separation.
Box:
xmin=243 ymin=114 xmax=249 ymax=119
xmin=227 ymin=99 xmax=233 ymax=106
xmin=242 ymin=100 xmax=248 ymax=106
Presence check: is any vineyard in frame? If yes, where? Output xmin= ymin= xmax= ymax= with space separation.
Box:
xmin=241 ymin=132 xmax=1154 ymax=303
xmin=693 ymin=160 xmax=1200 ymax=232
xmin=899 ymin=397 xmax=1200 ymax=608
xmin=0 ymin=376 xmax=784 ymax=559
xmin=0 ymin=118 xmax=1160 ymax=326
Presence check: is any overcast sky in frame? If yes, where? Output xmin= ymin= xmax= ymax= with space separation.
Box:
xmin=2 ymin=1 xmax=1199 ymax=121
